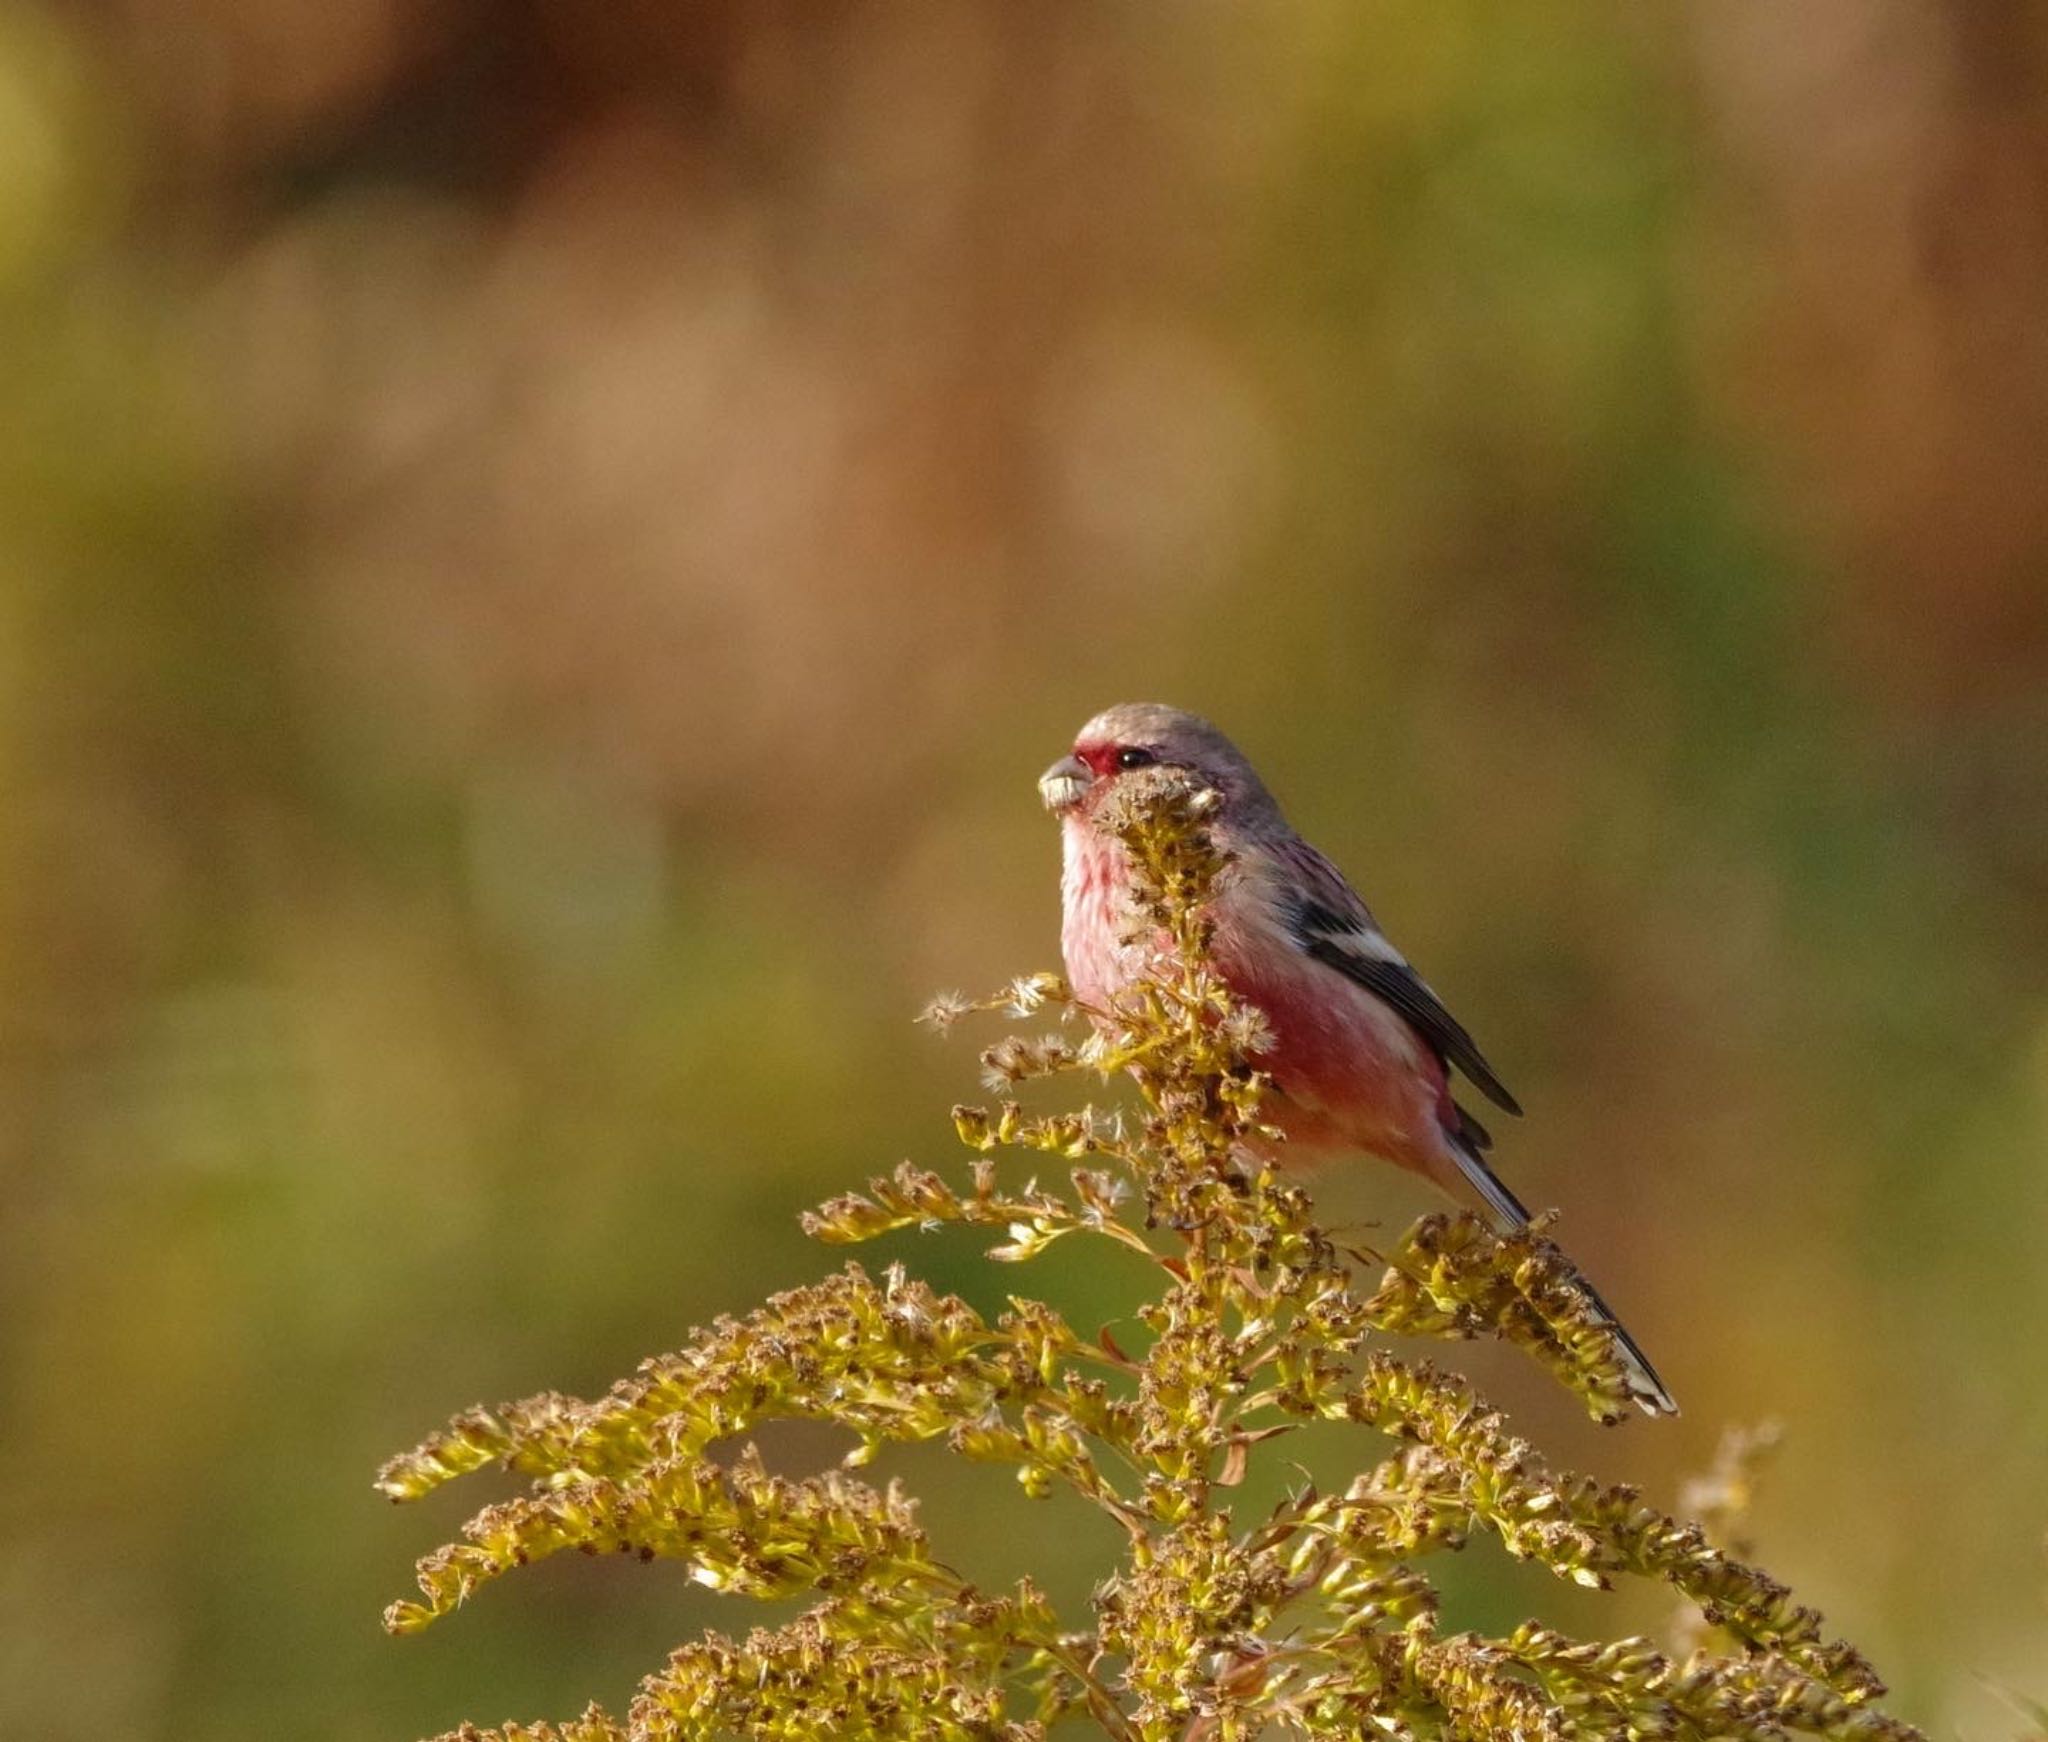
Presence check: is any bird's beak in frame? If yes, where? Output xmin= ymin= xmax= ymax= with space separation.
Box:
xmin=1038 ymin=753 xmax=1090 ymax=813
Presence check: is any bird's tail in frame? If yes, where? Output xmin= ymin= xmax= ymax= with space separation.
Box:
xmin=1444 ymin=1139 xmax=1679 ymax=1418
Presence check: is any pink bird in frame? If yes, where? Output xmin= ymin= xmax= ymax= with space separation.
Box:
xmin=1040 ymin=702 xmax=1676 ymax=1417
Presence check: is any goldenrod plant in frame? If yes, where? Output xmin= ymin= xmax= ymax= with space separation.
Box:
xmin=379 ymin=770 xmax=1919 ymax=1741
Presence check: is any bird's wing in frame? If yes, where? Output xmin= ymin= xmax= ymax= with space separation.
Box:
xmin=1274 ymin=838 xmax=1523 ymax=1118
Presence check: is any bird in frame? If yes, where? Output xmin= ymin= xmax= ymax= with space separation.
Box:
xmin=1039 ymin=701 xmax=1677 ymax=1417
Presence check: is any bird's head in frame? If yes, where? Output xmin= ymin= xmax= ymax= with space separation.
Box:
xmin=1038 ymin=703 xmax=1283 ymax=831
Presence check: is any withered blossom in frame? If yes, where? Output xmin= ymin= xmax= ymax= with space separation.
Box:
xmin=382 ymin=778 xmax=1917 ymax=1742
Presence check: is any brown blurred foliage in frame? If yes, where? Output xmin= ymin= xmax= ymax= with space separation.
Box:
xmin=2 ymin=3 xmax=2046 ymax=1738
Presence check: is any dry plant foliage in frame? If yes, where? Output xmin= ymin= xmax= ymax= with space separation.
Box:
xmin=379 ymin=772 xmax=1920 ymax=1741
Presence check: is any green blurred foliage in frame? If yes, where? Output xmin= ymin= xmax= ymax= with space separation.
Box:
xmin=1 ymin=3 xmax=2045 ymax=1737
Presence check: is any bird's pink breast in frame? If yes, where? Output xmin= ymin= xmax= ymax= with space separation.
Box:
xmin=1058 ymin=819 xmax=1142 ymax=1011
xmin=1057 ymin=819 xmax=1448 ymax=1173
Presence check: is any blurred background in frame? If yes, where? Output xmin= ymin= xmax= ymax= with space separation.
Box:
xmin=3 ymin=3 xmax=2046 ymax=1736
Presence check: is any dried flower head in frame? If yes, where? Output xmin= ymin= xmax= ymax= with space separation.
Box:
xmin=380 ymin=775 xmax=1921 ymax=1742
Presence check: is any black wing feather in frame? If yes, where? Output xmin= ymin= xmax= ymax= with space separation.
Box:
xmin=1293 ymin=900 xmax=1523 ymax=1118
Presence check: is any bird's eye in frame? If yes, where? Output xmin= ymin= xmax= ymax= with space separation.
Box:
xmin=1115 ymin=746 xmax=1156 ymax=770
